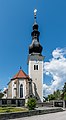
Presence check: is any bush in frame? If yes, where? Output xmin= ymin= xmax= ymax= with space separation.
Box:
xmin=27 ymin=98 xmax=36 ymax=110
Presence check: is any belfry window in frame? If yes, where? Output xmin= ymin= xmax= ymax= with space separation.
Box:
xmin=20 ymin=84 xmax=23 ymax=98
xmin=34 ymin=65 xmax=38 ymax=70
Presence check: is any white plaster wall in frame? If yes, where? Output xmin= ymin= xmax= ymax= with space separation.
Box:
xmin=12 ymin=81 xmax=15 ymax=98
xmin=29 ymin=60 xmax=43 ymax=102
xmin=29 ymin=61 xmax=31 ymax=77
xmin=11 ymin=79 xmax=26 ymax=99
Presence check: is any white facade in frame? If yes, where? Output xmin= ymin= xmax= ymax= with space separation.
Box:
xmin=28 ymin=54 xmax=44 ymax=102
xmin=8 ymin=79 xmax=27 ymax=99
xmin=12 ymin=80 xmax=15 ymax=98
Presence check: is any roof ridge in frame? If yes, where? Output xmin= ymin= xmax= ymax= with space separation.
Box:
xmin=21 ymin=69 xmax=28 ymax=76
xmin=11 ymin=69 xmax=29 ymax=80
xmin=17 ymin=69 xmax=21 ymax=77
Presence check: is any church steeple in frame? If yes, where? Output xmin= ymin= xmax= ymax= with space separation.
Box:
xmin=29 ymin=9 xmax=43 ymax=54
xmin=28 ymin=10 xmax=44 ymax=102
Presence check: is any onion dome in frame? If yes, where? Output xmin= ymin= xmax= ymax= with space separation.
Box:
xmin=29 ymin=9 xmax=43 ymax=54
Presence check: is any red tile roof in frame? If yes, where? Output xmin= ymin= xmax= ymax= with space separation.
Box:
xmin=11 ymin=69 xmax=29 ymax=80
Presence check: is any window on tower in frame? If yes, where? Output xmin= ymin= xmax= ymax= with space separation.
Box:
xmin=34 ymin=65 xmax=38 ymax=70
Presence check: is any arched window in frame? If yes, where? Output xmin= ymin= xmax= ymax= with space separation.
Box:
xmin=20 ymin=84 xmax=23 ymax=98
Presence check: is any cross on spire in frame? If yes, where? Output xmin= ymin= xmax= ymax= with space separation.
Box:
xmin=34 ymin=9 xmax=37 ymax=23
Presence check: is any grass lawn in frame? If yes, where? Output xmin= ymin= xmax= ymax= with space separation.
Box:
xmin=0 ymin=107 xmax=28 ymax=113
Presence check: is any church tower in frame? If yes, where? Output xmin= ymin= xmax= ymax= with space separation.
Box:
xmin=28 ymin=9 xmax=44 ymax=102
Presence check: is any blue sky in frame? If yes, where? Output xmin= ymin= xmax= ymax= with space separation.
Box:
xmin=0 ymin=0 xmax=66 ymax=95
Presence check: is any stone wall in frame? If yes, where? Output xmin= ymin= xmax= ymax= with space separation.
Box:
xmin=0 ymin=99 xmax=25 ymax=107
xmin=0 ymin=108 xmax=63 ymax=120
xmin=37 ymin=101 xmax=66 ymax=108
xmin=53 ymin=100 xmax=66 ymax=108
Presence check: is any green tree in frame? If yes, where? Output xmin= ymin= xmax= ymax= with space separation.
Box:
xmin=63 ymin=82 xmax=66 ymax=93
xmin=54 ymin=90 xmax=61 ymax=100
xmin=62 ymin=82 xmax=66 ymax=100
xmin=64 ymin=92 xmax=66 ymax=100
xmin=48 ymin=90 xmax=61 ymax=101
xmin=48 ymin=94 xmax=55 ymax=101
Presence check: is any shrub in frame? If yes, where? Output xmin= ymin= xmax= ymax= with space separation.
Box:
xmin=27 ymin=98 xmax=36 ymax=110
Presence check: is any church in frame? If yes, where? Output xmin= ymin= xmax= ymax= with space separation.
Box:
xmin=4 ymin=10 xmax=44 ymax=103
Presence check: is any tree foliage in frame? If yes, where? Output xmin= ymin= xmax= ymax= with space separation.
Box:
xmin=62 ymin=82 xmax=66 ymax=100
xmin=64 ymin=92 xmax=66 ymax=100
xmin=48 ymin=94 xmax=55 ymax=101
xmin=47 ymin=83 xmax=66 ymax=101
xmin=48 ymin=90 xmax=61 ymax=101
xmin=63 ymin=82 xmax=66 ymax=93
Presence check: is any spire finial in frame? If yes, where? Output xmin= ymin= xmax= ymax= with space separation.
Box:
xmin=34 ymin=9 xmax=37 ymax=23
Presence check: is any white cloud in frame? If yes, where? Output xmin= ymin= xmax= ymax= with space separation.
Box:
xmin=43 ymin=48 xmax=66 ymax=97
xmin=52 ymin=48 xmax=66 ymax=59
